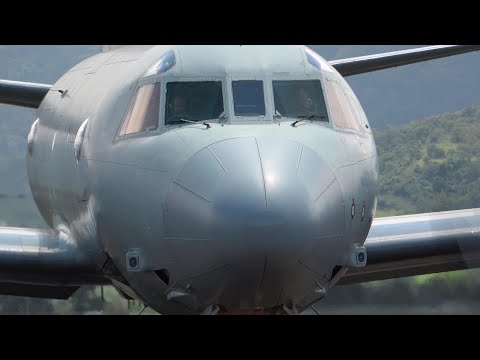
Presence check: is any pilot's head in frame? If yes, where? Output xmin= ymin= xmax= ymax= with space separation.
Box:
xmin=173 ymin=96 xmax=187 ymax=113
xmin=296 ymin=88 xmax=313 ymax=112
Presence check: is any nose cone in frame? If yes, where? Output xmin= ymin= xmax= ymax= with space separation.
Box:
xmin=165 ymin=137 xmax=345 ymax=308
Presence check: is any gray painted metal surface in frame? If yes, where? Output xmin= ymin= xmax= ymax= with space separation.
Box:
xmin=0 ymin=45 xmax=478 ymax=313
xmin=339 ymin=209 xmax=480 ymax=284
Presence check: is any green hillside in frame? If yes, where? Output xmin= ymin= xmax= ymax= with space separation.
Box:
xmin=320 ymin=107 xmax=480 ymax=313
xmin=375 ymin=106 xmax=480 ymax=217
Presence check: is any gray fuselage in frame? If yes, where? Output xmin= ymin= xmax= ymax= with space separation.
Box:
xmin=26 ymin=45 xmax=378 ymax=314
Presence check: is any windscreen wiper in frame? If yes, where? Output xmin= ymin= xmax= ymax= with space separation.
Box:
xmin=291 ymin=115 xmax=326 ymax=127
xmin=180 ymin=118 xmax=211 ymax=129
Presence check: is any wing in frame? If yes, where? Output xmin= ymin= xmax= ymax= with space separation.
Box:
xmin=0 ymin=79 xmax=51 ymax=108
xmin=0 ymin=227 xmax=109 ymax=299
xmin=0 ymin=45 xmax=155 ymax=109
xmin=338 ymin=209 xmax=480 ymax=285
xmin=329 ymin=45 xmax=480 ymax=77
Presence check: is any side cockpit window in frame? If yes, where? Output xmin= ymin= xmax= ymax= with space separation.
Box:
xmin=273 ymin=80 xmax=329 ymax=121
xmin=324 ymin=79 xmax=361 ymax=132
xmin=232 ymin=81 xmax=265 ymax=117
xmin=118 ymin=83 xmax=161 ymax=137
xmin=165 ymin=82 xmax=224 ymax=125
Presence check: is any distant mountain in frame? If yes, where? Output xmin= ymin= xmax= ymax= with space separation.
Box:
xmin=375 ymin=105 xmax=480 ymax=216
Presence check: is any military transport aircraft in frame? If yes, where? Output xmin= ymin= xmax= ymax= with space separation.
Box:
xmin=1 ymin=45 xmax=480 ymax=315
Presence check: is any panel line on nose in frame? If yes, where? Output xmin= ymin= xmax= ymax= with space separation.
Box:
xmin=254 ymin=137 xmax=268 ymax=209
xmin=172 ymin=180 xmax=212 ymax=203
xmin=298 ymin=259 xmax=326 ymax=277
xmin=296 ymin=145 xmax=304 ymax=174
xmin=311 ymin=234 xmax=344 ymax=240
xmin=207 ymin=146 xmax=229 ymax=174
xmin=314 ymin=178 xmax=336 ymax=203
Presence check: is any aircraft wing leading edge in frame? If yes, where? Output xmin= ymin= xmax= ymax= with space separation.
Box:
xmin=0 ymin=227 xmax=109 ymax=299
xmin=338 ymin=208 xmax=480 ymax=285
xmin=329 ymin=45 xmax=480 ymax=77
xmin=0 ymin=80 xmax=51 ymax=108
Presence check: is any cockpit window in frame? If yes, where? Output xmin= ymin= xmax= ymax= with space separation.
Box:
xmin=232 ymin=81 xmax=266 ymax=117
xmin=118 ymin=83 xmax=161 ymax=137
xmin=324 ymin=79 xmax=362 ymax=132
xmin=273 ymin=80 xmax=329 ymax=121
xmin=165 ymin=82 xmax=224 ymax=125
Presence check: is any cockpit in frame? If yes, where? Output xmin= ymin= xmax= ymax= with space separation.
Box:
xmin=165 ymin=81 xmax=225 ymax=125
xmin=273 ymin=80 xmax=328 ymax=121
xmin=116 ymin=46 xmax=370 ymax=139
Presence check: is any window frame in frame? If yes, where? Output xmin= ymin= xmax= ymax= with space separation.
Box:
xmin=231 ymin=79 xmax=267 ymax=118
xmin=272 ymin=79 xmax=331 ymax=124
xmin=269 ymin=74 xmax=333 ymax=129
xmin=343 ymin=85 xmax=372 ymax=134
xmin=227 ymin=76 xmax=272 ymax=124
xmin=164 ymin=80 xmax=227 ymax=126
xmin=115 ymin=81 xmax=162 ymax=141
xmin=160 ymin=77 xmax=229 ymax=132
xmin=323 ymin=76 xmax=365 ymax=135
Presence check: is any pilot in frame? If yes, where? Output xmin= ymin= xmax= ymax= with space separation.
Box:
xmin=168 ymin=95 xmax=188 ymax=122
xmin=294 ymin=88 xmax=314 ymax=115
xmin=173 ymin=95 xmax=187 ymax=114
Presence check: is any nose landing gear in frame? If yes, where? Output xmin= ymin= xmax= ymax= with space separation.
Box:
xmin=200 ymin=301 xmax=302 ymax=315
xmin=282 ymin=303 xmax=299 ymax=315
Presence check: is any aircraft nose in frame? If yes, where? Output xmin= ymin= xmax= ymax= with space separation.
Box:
xmin=164 ymin=137 xmax=345 ymax=308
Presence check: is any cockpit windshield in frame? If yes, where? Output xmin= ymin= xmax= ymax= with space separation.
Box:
xmin=273 ymin=80 xmax=329 ymax=121
xmin=232 ymin=81 xmax=266 ymax=117
xmin=165 ymin=82 xmax=224 ymax=125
